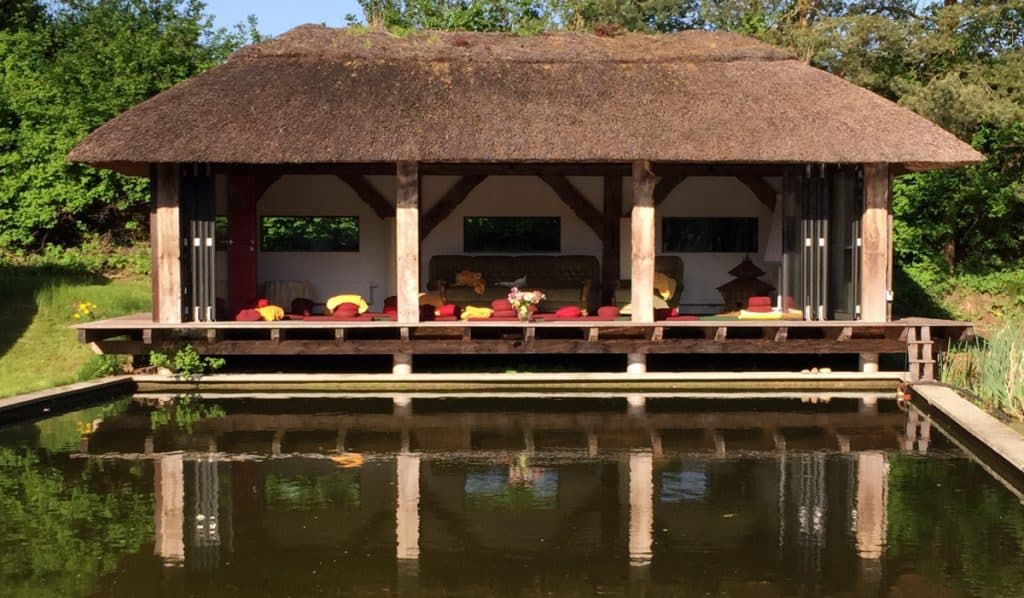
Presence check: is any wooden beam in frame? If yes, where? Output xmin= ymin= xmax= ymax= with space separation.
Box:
xmin=539 ymin=175 xmax=603 ymax=238
xmin=736 ymin=176 xmax=777 ymax=210
xmin=631 ymin=161 xmax=656 ymax=323
xmin=336 ymin=174 xmax=393 ymax=219
xmin=419 ymin=175 xmax=487 ymax=240
xmin=420 ymin=162 xmax=631 ymax=176
xmin=96 ymin=337 xmax=908 ymax=356
xmin=651 ymin=163 xmax=784 ymax=178
xmin=861 ymin=163 xmax=890 ymax=321
xmin=396 ymin=162 xmax=420 ymax=324
xmin=151 ymin=164 xmax=182 ymax=323
xmin=214 ymin=163 xmax=396 ymax=177
xmin=653 ymin=176 xmax=686 ymax=207
xmin=601 ymin=175 xmax=623 ymax=305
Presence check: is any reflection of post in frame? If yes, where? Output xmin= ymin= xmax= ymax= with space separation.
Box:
xmin=396 ymin=453 xmax=421 ymax=565
xmin=628 ymin=451 xmax=653 ymax=569
xmin=856 ymin=452 xmax=887 ymax=561
xmin=626 ymin=394 xmax=646 ymax=415
xmin=154 ymin=454 xmax=185 ymax=566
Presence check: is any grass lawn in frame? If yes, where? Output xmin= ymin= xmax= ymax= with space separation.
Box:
xmin=0 ymin=265 xmax=150 ymax=398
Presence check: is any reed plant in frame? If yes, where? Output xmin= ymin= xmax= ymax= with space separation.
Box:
xmin=941 ymin=319 xmax=1024 ymax=419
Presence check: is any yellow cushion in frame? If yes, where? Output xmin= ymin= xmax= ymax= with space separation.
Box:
xmin=326 ymin=294 xmax=368 ymax=314
xmin=255 ymin=305 xmax=284 ymax=321
xmin=620 ymin=296 xmax=669 ymax=315
xmin=653 ymin=272 xmax=677 ymax=301
xmin=460 ymin=306 xmax=494 ymax=320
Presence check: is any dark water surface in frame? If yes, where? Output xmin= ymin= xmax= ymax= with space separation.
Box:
xmin=1 ymin=395 xmax=1023 ymax=597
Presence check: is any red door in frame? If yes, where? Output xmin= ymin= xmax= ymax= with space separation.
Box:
xmin=227 ymin=175 xmax=260 ymax=315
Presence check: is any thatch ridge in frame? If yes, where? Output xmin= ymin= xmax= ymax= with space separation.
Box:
xmin=68 ymin=24 xmax=983 ymax=175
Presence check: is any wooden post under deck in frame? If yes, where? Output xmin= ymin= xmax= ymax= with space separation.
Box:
xmin=152 ymin=164 xmax=182 ymax=323
xmin=631 ymin=161 xmax=655 ymax=323
xmin=860 ymin=164 xmax=890 ymax=322
xmin=396 ymin=162 xmax=420 ymax=324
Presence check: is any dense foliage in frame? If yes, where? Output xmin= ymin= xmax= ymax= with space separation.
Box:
xmin=0 ymin=0 xmax=253 ymax=254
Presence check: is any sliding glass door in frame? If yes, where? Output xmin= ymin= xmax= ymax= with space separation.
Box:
xmin=781 ymin=166 xmax=862 ymax=320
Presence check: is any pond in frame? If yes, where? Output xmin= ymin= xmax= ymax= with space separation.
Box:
xmin=1 ymin=394 xmax=1023 ymax=597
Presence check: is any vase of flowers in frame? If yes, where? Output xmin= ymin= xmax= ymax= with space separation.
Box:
xmin=508 ymin=287 xmax=545 ymax=322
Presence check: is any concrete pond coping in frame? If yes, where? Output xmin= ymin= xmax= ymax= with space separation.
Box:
xmin=912 ymin=383 xmax=1024 ymax=486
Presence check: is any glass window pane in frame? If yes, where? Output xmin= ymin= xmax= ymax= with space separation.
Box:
xmin=464 ymin=217 xmax=560 ymax=253
xmin=260 ymin=216 xmax=359 ymax=252
xmin=661 ymin=217 xmax=758 ymax=253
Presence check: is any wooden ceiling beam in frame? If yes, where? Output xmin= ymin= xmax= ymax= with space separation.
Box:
xmin=421 ymin=162 xmax=631 ymax=176
xmin=653 ymin=175 xmax=687 ymax=207
xmin=335 ymin=174 xmax=394 ymax=219
xmin=538 ymin=175 xmax=604 ymax=239
xmin=736 ymin=175 xmax=778 ymax=210
xmin=651 ymin=163 xmax=784 ymax=178
xmin=420 ymin=175 xmax=488 ymax=240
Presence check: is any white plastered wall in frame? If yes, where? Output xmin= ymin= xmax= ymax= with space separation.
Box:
xmin=257 ymin=174 xmax=396 ymax=309
xmin=420 ymin=175 xmax=603 ymax=282
xmin=620 ymin=176 xmax=779 ymax=310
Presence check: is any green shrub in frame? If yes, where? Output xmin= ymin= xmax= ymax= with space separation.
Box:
xmin=149 ymin=345 xmax=225 ymax=380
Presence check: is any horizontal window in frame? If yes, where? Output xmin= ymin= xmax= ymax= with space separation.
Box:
xmin=464 ymin=216 xmax=560 ymax=253
xmin=662 ymin=217 xmax=758 ymax=253
xmin=261 ymin=216 xmax=359 ymax=252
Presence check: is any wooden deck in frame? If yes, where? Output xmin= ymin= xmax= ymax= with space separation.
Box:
xmin=75 ymin=314 xmax=972 ymax=380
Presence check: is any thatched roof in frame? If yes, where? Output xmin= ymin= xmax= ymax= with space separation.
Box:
xmin=68 ymin=25 xmax=983 ymax=176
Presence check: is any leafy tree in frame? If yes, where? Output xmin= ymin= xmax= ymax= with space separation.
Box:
xmin=0 ymin=0 xmax=251 ymax=252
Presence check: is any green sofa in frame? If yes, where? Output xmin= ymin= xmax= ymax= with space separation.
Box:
xmin=613 ymin=255 xmax=685 ymax=308
xmin=428 ymin=255 xmax=599 ymax=311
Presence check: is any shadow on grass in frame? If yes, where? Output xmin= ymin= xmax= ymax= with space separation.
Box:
xmin=891 ymin=263 xmax=952 ymax=320
xmin=0 ymin=264 xmax=108 ymax=360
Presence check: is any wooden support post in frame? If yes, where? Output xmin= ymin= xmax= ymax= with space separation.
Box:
xmin=152 ymin=164 xmax=182 ymax=323
xmin=921 ymin=326 xmax=935 ymax=381
xmin=393 ymin=353 xmax=413 ymax=376
xmin=905 ymin=327 xmax=919 ymax=381
xmin=626 ymin=353 xmax=647 ymax=374
xmin=396 ymin=162 xmax=420 ymax=324
xmin=602 ymin=175 xmax=623 ymax=305
xmin=631 ymin=161 xmax=656 ymax=323
xmin=860 ymin=164 xmax=890 ymax=322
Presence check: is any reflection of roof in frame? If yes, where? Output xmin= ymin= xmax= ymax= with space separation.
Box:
xmin=68 ymin=25 xmax=983 ymax=175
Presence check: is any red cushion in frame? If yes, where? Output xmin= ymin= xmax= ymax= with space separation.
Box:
xmin=596 ymin=306 xmax=620 ymax=320
xmin=437 ymin=304 xmax=461 ymax=318
xmin=235 ymin=308 xmax=261 ymax=321
xmin=747 ymin=305 xmax=773 ymax=313
xmin=419 ymin=304 xmax=436 ymax=321
xmin=491 ymin=298 xmax=511 ymax=311
xmin=256 ymin=298 xmax=270 ymax=308
xmin=748 ymin=296 xmax=773 ymax=308
xmin=383 ymin=296 xmax=398 ymax=310
xmin=554 ymin=306 xmax=581 ymax=318
xmin=654 ymin=308 xmax=670 ymax=321
xmin=492 ymin=310 xmax=516 ymax=318
xmin=333 ymin=305 xmax=362 ymax=319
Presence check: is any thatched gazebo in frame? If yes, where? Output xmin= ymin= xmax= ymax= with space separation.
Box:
xmin=68 ymin=25 xmax=981 ymax=374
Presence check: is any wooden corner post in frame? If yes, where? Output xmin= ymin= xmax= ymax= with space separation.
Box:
xmin=151 ymin=164 xmax=182 ymax=323
xmin=860 ymin=163 xmax=890 ymax=322
xmin=631 ymin=161 xmax=656 ymax=323
xmin=396 ymin=161 xmax=420 ymax=324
